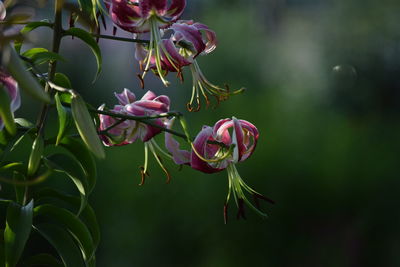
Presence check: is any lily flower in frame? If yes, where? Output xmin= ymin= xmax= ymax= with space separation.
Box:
xmin=104 ymin=0 xmax=186 ymax=86
xmin=136 ymin=20 xmax=244 ymax=111
xmin=0 ymin=69 xmax=20 ymax=131
xmin=98 ymin=88 xmax=173 ymax=183
xmin=165 ymin=117 xmax=273 ymax=223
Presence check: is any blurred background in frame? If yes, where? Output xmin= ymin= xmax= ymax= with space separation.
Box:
xmin=9 ymin=0 xmax=400 ymax=266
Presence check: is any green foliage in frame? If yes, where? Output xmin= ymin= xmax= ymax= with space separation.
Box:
xmin=55 ymin=93 xmax=72 ymax=145
xmin=63 ymin=28 xmax=102 ymax=82
xmin=3 ymin=44 xmax=50 ymax=103
xmin=71 ymin=94 xmax=105 ymax=159
xmin=22 ymin=48 xmax=66 ymax=66
xmin=34 ymin=224 xmax=85 ymax=267
xmin=27 ymin=135 xmax=44 ymax=177
xmin=4 ymin=200 xmax=34 ymax=267
xmin=0 ymin=86 xmax=16 ymax=136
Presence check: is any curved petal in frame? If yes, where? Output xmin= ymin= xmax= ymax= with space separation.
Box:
xmin=165 ymin=118 xmax=190 ymax=165
xmin=165 ymin=0 xmax=186 ymax=21
xmin=191 ymin=126 xmax=223 ymax=174
xmin=114 ymin=88 xmax=136 ymax=105
xmin=171 ymin=22 xmax=206 ymax=56
xmin=193 ymin=22 xmax=218 ymax=54
xmin=0 ymin=1 xmax=6 ymax=21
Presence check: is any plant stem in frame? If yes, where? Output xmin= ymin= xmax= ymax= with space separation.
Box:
xmin=92 ymin=34 xmax=150 ymax=44
xmin=36 ymin=2 xmax=63 ymax=134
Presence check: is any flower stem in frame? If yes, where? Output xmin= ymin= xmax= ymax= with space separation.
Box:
xmin=36 ymin=1 xmax=63 ymax=134
xmin=92 ymin=34 xmax=149 ymax=44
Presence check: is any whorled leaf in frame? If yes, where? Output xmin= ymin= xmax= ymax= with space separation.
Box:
xmin=33 ymin=223 xmax=85 ymax=267
xmin=4 ymin=200 xmax=34 ymax=267
xmin=63 ymin=27 xmax=102 ymax=82
xmin=71 ymin=94 xmax=105 ymax=159
xmin=55 ymin=93 xmax=72 ymax=145
xmin=44 ymin=154 xmax=88 ymax=215
xmin=22 ymin=48 xmax=66 ymax=66
xmin=3 ymin=44 xmax=50 ymax=103
xmin=14 ymin=21 xmax=53 ymax=53
xmin=21 ymin=253 xmax=63 ymax=267
xmin=0 ymin=84 xmax=17 ymax=135
xmin=58 ymin=137 xmax=97 ymax=193
xmin=34 ymin=204 xmax=95 ymax=263
xmin=27 ymin=134 xmax=44 ymax=177
xmin=34 ymin=188 xmax=100 ymax=249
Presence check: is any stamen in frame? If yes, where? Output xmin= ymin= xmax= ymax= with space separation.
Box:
xmin=224 ymin=203 xmax=228 ymax=224
xmin=113 ymin=26 xmax=117 ymax=36
xmin=137 ymin=73 xmax=145 ymax=89
xmin=236 ymin=198 xmax=246 ymax=220
xmin=139 ymin=166 xmax=150 ymax=186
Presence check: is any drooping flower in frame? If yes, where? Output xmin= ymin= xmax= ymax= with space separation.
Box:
xmin=0 ymin=1 xmax=6 ymax=21
xmin=0 ymin=69 xmax=21 ymax=131
xmin=136 ymin=20 xmax=244 ymax=111
xmin=98 ymin=88 xmax=170 ymax=146
xmin=165 ymin=117 xmax=273 ymax=223
xmin=104 ymin=0 xmax=186 ymax=86
xmin=98 ymin=88 xmax=173 ymax=184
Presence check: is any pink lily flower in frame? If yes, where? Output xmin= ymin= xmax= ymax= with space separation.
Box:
xmin=0 ymin=69 xmax=20 ymax=131
xmin=98 ymin=88 xmax=170 ymax=146
xmin=136 ymin=20 xmax=244 ymax=111
xmin=104 ymin=0 xmax=186 ymax=86
xmin=165 ymin=117 xmax=273 ymax=223
xmin=99 ymin=88 xmax=173 ymax=184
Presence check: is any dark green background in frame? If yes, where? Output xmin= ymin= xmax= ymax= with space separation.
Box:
xmin=12 ymin=0 xmax=400 ymax=266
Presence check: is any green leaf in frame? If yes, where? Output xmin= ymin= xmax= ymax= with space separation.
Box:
xmin=15 ymin=21 xmax=53 ymax=53
xmin=63 ymin=27 xmax=102 ymax=82
xmin=34 ymin=188 xmax=100 ymax=248
xmin=44 ymin=154 xmax=88 ymax=215
xmin=22 ymin=48 xmax=66 ymax=66
xmin=13 ymin=172 xmax=27 ymax=205
xmin=71 ymin=94 xmax=105 ymax=159
xmin=53 ymin=73 xmax=72 ymax=89
xmin=34 ymin=205 xmax=95 ymax=263
xmin=3 ymin=44 xmax=50 ymax=103
xmin=4 ymin=200 xmax=34 ymax=267
xmin=0 ymin=85 xmax=17 ymax=136
xmin=22 ymin=253 xmax=63 ymax=267
xmin=27 ymin=135 xmax=44 ymax=176
xmin=34 ymin=224 xmax=85 ymax=267
xmin=0 ymin=230 xmax=5 ymax=267
xmin=55 ymin=93 xmax=72 ymax=145
xmin=58 ymin=137 xmax=97 ymax=193
xmin=14 ymin=118 xmax=34 ymax=128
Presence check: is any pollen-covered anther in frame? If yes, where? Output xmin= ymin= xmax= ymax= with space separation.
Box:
xmin=139 ymin=166 xmax=150 ymax=186
xmin=236 ymin=198 xmax=247 ymax=220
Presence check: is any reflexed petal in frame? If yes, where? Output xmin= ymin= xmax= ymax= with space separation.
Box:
xmin=232 ymin=117 xmax=245 ymax=162
xmin=192 ymin=22 xmax=218 ymax=54
xmin=114 ymin=88 xmax=136 ymax=105
xmin=0 ymin=70 xmax=21 ymax=131
xmin=171 ymin=22 xmax=206 ymax=56
xmin=166 ymin=0 xmax=186 ymax=20
xmin=0 ymin=1 xmax=6 ymax=21
xmin=164 ymin=118 xmax=190 ymax=165
xmin=191 ymin=126 xmax=222 ymax=173
xmin=140 ymin=0 xmax=167 ymax=17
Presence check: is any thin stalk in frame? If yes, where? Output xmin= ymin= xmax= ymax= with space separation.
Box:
xmin=92 ymin=34 xmax=149 ymax=44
